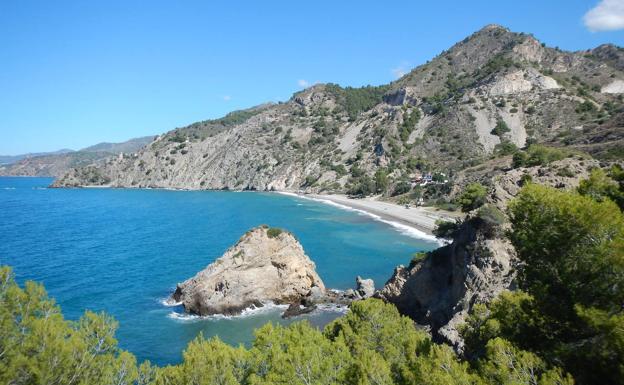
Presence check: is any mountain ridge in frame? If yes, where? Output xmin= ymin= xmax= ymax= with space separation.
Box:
xmin=0 ymin=135 xmax=156 ymax=177
xmin=53 ymin=24 xmax=624 ymax=198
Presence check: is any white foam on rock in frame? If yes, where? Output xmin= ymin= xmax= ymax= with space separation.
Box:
xmin=166 ymin=301 xmax=289 ymax=322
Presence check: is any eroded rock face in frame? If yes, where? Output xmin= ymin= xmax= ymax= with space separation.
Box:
xmin=376 ymin=221 xmax=515 ymax=352
xmin=171 ymin=226 xmax=325 ymax=316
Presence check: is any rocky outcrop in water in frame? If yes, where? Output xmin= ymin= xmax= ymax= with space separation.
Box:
xmin=170 ymin=226 xmax=325 ymax=316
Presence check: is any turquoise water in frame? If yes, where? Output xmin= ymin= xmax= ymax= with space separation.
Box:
xmin=0 ymin=177 xmax=438 ymax=365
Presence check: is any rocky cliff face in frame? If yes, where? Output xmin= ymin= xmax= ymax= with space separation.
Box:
xmin=377 ymin=157 xmax=601 ymax=350
xmin=170 ymin=226 xmax=325 ymax=316
xmin=52 ymin=25 xmax=623 ymax=192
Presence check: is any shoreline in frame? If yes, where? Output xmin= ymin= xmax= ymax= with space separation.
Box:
xmin=278 ymin=192 xmax=463 ymax=241
xmin=8 ymin=177 xmax=459 ymax=241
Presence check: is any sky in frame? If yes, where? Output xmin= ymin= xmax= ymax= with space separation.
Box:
xmin=1 ymin=0 xmax=623 ymax=155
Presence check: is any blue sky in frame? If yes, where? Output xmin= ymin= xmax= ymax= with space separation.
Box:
xmin=1 ymin=1 xmax=623 ymax=155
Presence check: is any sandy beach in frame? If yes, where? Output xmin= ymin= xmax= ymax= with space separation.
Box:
xmin=304 ymin=194 xmax=463 ymax=236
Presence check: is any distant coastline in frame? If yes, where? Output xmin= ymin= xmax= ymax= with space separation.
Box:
xmin=9 ymin=175 xmax=452 ymax=241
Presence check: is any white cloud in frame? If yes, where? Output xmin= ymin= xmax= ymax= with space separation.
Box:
xmin=222 ymin=95 xmax=231 ymax=101
xmin=297 ymin=79 xmax=310 ymax=88
xmin=391 ymin=62 xmax=410 ymax=79
xmin=584 ymin=0 xmax=624 ymax=32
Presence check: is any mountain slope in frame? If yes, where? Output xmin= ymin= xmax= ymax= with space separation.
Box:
xmin=0 ymin=136 xmax=155 ymax=177
xmin=53 ymin=25 xmax=624 ymax=190
xmin=0 ymin=149 xmax=74 ymax=166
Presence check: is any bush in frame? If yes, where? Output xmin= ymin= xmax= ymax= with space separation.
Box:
xmin=433 ymin=219 xmax=461 ymax=239
xmin=491 ymin=119 xmax=510 ymax=137
xmin=374 ymin=169 xmax=389 ymax=193
xmin=476 ymin=204 xmax=506 ymax=237
xmin=457 ymin=182 xmax=487 ymax=212
xmin=512 ymin=145 xmax=582 ymax=168
xmin=266 ymin=227 xmax=283 ymax=238
xmin=578 ymin=168 xmax=624 ymax=211
xmin=494 ymin=141 xmax=518 ymax=156
xmin=392 ymin=180 xmax=412 ymax=196
xmin=347 ymin=175 xmax=376 ymax=197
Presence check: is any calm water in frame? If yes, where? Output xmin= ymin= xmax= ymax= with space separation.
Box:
xmin=0 ymin=177 xmax=438 ymax=365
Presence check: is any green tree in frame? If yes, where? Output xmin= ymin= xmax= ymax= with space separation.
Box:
xmin=433 ymin=219 xmax=461 ymax=239
xmin=248 ymin=322 xmax=352 ymax=385
xmin=0 ymin=266 xmax=139 ymax=385
xmin=374 ymin=169 xmax=389 ymax=193
xmin=490 ymin=119 xmax=510 ymax=137
xmin=480 ymin=338 xmax=573 ymax=385
xmin=577 ymin=168 xmax=624 ymax=211
xmin=463 ymin=184 xmax=624 ymax=385
xmin=325 ymin=299 xmax=430 ymax=384
xmin=457 ymin=183 xmax=487 ymax=212
xmin=157 ymin=336 xmax=248 ymax=385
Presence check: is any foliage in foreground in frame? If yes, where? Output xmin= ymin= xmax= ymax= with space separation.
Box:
xmin=0 ymin=267 xmax=571 ymax=385
xmin=462 ymin=183 xmax=624 ymax=385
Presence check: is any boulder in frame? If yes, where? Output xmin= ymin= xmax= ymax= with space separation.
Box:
xmin=171 ymin=226 xmax=325 ymax=316
xmin=356 ymin=276 xmax=375 ymax=298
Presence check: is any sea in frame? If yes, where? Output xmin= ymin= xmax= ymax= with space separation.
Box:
xmin=0 ymin=176 xmax=439 ymax=365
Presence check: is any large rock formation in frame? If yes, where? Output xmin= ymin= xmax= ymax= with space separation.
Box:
xmin=171 ymin=226 xmax=325 ymax=316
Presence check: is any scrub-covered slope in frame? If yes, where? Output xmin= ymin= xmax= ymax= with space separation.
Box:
xmin=53 ymin=25 xmax=624 ymax=190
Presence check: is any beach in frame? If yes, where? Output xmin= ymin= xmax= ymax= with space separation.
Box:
xmin=305 ymin=194 xmax=463 ymax=235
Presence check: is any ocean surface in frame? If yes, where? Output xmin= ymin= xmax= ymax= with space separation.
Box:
xmin=0 ymin=177 xmax=439 ymax=365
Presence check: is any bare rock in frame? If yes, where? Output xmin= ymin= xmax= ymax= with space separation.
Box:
xmin=356 ymin=276 xmax=375 ymax=298
xmin=171 ymin=226 xmax=325 ymax=316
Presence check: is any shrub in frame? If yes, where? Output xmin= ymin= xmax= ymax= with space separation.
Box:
xmin=374 ymin=169 xmax=389 ymax=193
xmin=476 ymin=204 xmax=506 ymax=237
xmin=491 ymin=119 xmax=510 ymax=137
xmin=266 ymin=227 xmax=283 ymax=238
xmin=433 ymin=219 xmax=461 ymax=239
xmin=578 ymin=168 xmax=624 ymax=210
xmin=347 ymin=176 xmax=376 ymax=197
xmin=512 ymin=145 xmax=581 ymax=168
xmin=457 ymin=182 xmax=487 ymax=212
xmin=494 ymin=141 xmax=518 ymax=156
xmin=392 ymin=180 xmax=412 ymax=196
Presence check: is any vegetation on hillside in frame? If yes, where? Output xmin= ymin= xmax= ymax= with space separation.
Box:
xmin=512 ymin=145 xmax=586 ymax=168
xmin=325 ymin=83 xmax=390 ymax=121
xmin=462 ymin=183 xmax=624 ymax=385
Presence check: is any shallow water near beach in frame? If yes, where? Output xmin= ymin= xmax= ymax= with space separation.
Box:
xmin=0 ymin=177 xmax=438 ymax=365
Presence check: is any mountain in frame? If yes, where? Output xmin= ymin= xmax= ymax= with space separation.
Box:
xmin=0 ymin=149 xmax=74 ymax=166
xmin=80 ymin=136 xmax=157 ymax=153
xmin=53 ymin=25 xmax=623 ymax=191
xmin=0 ymin=136 xmax=155 ymax=177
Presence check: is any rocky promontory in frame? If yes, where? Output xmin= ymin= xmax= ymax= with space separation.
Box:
xmin=170 ymin=225 xmax=326 ymax=316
